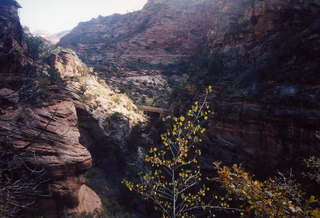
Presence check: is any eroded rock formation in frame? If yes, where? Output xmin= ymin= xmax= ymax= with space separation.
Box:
xmin=0 ymin=0 xmax=30 ymax=89
xmin=2 ymin=0 xmax=320 ymax=216
xmin=0 ymin=2 xmax=103 ymax=217
xmin=59 ymin=0 xmax=320 ymax=174
xmin=59 ymin=0 xmax=217 ymax=107
xmin=59 ymin=0 xmax=215 ymax=72
xmin=204 ymin=0 xmax=320 ymax=173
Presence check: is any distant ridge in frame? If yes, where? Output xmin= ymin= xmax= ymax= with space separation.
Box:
xmin=33 ymin=30 xmax=70 ymax=44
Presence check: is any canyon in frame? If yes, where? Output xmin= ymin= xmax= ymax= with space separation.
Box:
xmin=1 ymin=0 xmax=320 ymax=217
xmin=1 ymin=1 xmax=146 ymax=217
xmin=60 ymin=0 xmax=320 ymax=171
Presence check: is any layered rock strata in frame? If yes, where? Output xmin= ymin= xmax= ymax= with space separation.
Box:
xmin=0 ymin=2 xmax=104 ymax=217
xmin=204 ymin=0 xmax=320 ymax=172
xmin=59 ymin=0 xmax=217 ymax=107
xmin=61 ymin=0 xmax=320 ymax=173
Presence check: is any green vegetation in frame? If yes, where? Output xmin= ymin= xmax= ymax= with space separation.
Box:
xmin=24 ymin=34 xmax=54 ymax=60
xmin=145 ymin=97 xmax=155 ymax=106
xmin=80 ymin=212 xmax=96 ymax=218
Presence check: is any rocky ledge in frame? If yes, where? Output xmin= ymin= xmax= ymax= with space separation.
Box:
xmin=0 ymin=2 xmax=104 ymax=217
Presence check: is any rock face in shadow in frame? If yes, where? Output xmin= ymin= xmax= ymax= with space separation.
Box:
xmin=0 ymin=86 xmax=102 ymax=218
xmin=203 ymin=0 xmax=320 ymax=173
xmin=0 ymin=1 xmax=31 ymax=89
xmin=46 ymin=47 xmax=148 ymax=217
xmin=0 ymin=2 xmax=102 ymax=217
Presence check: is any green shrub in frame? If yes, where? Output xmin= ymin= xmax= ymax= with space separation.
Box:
xmin=145 ymin=97 xmax=155 ymax=106
xmin=24 ymin=34 xmax=53 ymax=60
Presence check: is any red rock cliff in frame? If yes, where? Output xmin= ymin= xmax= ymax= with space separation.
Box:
xmin=204 ymin=0 xmax=320 ymax=172
xmin=59 ymin=0 xmax=320 ymax=173
xmin=59 ymin=0 xmax=215 ymax=72
xmin=0 ymin=2 xmax=102 ymax=217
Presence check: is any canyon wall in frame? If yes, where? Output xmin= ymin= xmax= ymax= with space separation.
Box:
xmin=0 ymin=1 xmax=145 ymax=217
xmin=59 ymin=0 xmax=218 ymax=107
xmin=59 ymin=0 xmax=215 ymax=72
xmin=204 ymin=0 xmax=320 ymax=172
xmin=60 ymin=0 xmax=320 ymax=173
xmin=0 ymin=1 xmax=30 ymax=89
xmin=1 ymin=0 xmax=320 ymax=216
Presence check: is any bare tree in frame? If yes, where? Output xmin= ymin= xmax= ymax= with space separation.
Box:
xmin=0 ymin=105 xmax=58 ymax=217
xmin=0 ymin=142 xmax=50 ymax=217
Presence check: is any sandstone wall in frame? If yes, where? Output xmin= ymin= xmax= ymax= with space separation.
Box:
xmin=205 ymin=0 xmax=320 ymax=172
xmin=0 ymin=2 xmax=102 ymax=217
xmin=59 ymin=0 xmax=216 ymax=72
xmin=0 ymin=3 xmax=30 ymax=89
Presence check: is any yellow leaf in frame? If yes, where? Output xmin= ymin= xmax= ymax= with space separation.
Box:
xmin=180 ymin=116 xmax=185 ymax=121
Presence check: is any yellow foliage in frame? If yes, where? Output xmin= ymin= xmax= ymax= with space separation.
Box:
xmin=123 ymin=87 xmax=214 ymax=218
xmin=311 ymin=209 xmax=320 ymax=218
xmin=215 ymin=162 xmax=320 ymax=218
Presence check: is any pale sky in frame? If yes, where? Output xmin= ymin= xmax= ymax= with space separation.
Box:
xmin=17 ymin=0 xmax=148 ymax=34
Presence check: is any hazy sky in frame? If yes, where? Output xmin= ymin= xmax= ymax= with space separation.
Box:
xmin=17 ymin=0 xmax=148 ymax=34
